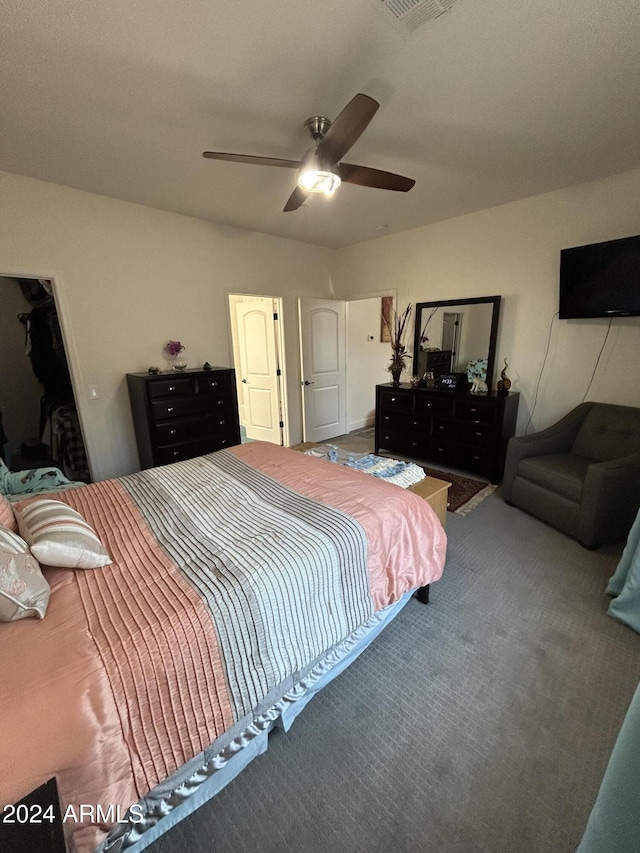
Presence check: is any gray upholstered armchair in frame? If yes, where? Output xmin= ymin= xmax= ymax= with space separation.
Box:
xmin=502 ymin=402 xmax=640 ymax=548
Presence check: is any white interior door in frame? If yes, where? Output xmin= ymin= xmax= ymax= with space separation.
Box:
xmin=236 ymin=300 xmax=282 ymax=444
xmin=298 ymin=298 xmax=346 ymax=443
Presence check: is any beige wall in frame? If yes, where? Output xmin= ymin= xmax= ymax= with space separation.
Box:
xmin=346 ymin=297 xmax=393 ymax=431
xmin=2 ymin=166 xmax=639 ymax=480
xmin=0 ymin=170 xmax=333 ymax=480
xmin=333 ymin=168 xmax=640 ymax=433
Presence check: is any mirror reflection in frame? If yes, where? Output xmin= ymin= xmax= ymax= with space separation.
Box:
xmin=413 ymin=297 xmax=500 ymax=389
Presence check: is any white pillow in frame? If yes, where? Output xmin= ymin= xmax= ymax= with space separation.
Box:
xmin=0 ymin=524 xmax=51 ymax=621
xmin=15 ymin=499 xmax=112 ymax=570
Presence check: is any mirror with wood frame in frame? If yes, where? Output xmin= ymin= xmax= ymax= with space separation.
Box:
xmin=412 ymin=296 xmax=501 ymax=390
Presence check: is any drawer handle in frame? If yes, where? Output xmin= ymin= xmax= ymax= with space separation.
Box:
xmin=219 ymin=419 xmax=226 ymax=426
xmin=217 ymin=399 xmax=224 ymax=406
xmin=383 ymin=434 xmax=390 ymax=441
xmin=411 ymin=441 xmax=418 ymax=447
xmin=475 ymin=431 xmax=482 ymax=436
xmin=390 ymin=396 xmax=397 ymax=402
xmin=220 ymin=439 xmax=228 ymax=446
xmin=167 ymin=407 xmax=174 ymax=413
xmin=210 ymin=381 xmax=218 ymax=388
xmin=170 ymin=429 xmax=177 ymax=435
xmin=169 ymin=386 xmax=176 ymax=391
xmin=172 ymin=450 xmax=180 ymax=457
xmin=470 ymin=407 xmax=477 ymax=413
xmin=473 ymin=455 xmax=480 ymax=460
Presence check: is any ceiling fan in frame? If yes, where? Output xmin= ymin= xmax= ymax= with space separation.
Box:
xmin=203 ymin=93 xmax=415 ymax=212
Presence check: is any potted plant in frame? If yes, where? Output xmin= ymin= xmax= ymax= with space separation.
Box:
xmin=383 ymin=304 xmax=412 ymax=387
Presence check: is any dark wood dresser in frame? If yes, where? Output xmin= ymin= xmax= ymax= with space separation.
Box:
xmin=127 ymin=367 xmax=241 ymax=469
xmin=375 ymin=383 xmax=519 ymax=484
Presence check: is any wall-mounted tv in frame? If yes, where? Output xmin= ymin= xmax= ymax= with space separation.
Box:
xmin=559 ymin=234 xmax=640 ymax=319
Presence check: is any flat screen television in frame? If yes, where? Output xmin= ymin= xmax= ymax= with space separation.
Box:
xmin=559 ymin=234 xmax=640 ymax=319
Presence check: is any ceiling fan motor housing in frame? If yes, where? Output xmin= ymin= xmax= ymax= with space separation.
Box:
xmin=304 ymin=116 xmax=332 ymax=141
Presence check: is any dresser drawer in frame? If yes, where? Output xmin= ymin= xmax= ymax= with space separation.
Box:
xmin=150 ymin=397 xmax=209 ymax=422
xmin=430 ymin=440 xmax=492 ymax=473
xmin=455 ymin=420 xmax=495 ymax=447
xmin=414 ymin=395 xmax=454 ymax=417
xmin=378 ymin=388 xmax=413 ymax=411
xmin=425 ymin=350 xmax=452 ymax=371
xmin=156 ymin=432 xmax=237 ymax=465
xmin=454 ymin=399 xmax=499 ymax=424
xmin=432 ymin=417 xmax=495 ymax=447
xmin=197 ymin=373 xmax=232 ymax=394
xmin=379 ymin=410 xmax=426 ymax=431
xmin=377 ymin=428 xmax=426 ymax=456
xmin=150 ymin=394 xmax=234 ymax=423
xmin=456 ymin=444 xmax=493 ymax=474
xmin=148 ymin=377 xmax=196 ymax=399
xmin=153 ymin=413 xmax=233 ymax=444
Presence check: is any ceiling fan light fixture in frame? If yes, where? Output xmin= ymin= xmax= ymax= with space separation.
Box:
xmin=297 ymin=168 xmax=341 ymax=195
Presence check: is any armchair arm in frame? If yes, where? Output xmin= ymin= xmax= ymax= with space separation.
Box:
xmin=579 ymin=452 xmax=640 ymax=547
xmin=502 ymin=403 xmax=594 ymax=501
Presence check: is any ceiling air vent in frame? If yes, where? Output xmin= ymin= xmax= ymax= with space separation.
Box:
xmin=375 ymin=0 xmax=458 ymax=34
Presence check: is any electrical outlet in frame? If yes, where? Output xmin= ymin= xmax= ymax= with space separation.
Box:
xmin=88 ymin=385 xmax=100 ymax=400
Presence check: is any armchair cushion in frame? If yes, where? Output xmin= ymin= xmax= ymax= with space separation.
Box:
xmin=573 ymin=405 xmax=640 ymax=462
xmin=518 ymin=453 xmax=592 ymax=503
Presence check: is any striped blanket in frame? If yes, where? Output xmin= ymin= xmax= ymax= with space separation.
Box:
xmin=117 ymin=450 xmax=373 ymax=722
xmin=3 ymin=442 xmax=446 ymax=853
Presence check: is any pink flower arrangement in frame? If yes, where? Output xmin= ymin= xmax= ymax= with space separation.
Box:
xmin=165 ymin=340 xmax=184 ymax=357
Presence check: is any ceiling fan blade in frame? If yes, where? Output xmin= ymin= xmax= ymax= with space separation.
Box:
xmin=316 ymin=94 xmax=379 ymax=163
xmin=338 ymin=163 xmax=415 ymax=192
xmin=283 ymin=185 xmax=310 ymax=212
xmin=203 ymin=151 xmax=302 ymax=169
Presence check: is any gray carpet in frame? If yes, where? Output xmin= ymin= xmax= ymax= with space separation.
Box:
xmin=147 ymin=490 xmax=640 ymax=853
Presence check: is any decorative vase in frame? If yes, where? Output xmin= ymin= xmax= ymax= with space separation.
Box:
xmin=390 ymin=365 xmax=403 ymax=387
xmin=496 ymin=358 xmax=512 ymax=394
xmin=172 ymin=355 xmax=187 ymax=371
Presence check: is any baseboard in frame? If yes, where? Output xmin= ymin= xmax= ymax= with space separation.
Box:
xmin=348 ymin=418 xmax=375 ymax=432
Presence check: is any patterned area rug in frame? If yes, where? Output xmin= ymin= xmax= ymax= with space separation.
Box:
xmin=421 ymin=467 xmax=498 ymax=515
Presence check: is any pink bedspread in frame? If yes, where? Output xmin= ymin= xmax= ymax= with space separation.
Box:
xmin=1 ymin=443 xmax=445 ymax=852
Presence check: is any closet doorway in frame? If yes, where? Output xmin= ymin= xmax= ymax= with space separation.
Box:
xmin=0 ymin=275 xmax=90 ymax=481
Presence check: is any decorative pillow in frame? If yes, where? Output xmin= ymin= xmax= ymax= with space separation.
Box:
xmin=0 ymin=524 xmax=51 ymax=621
xmin=0 ymin=494 xmax=17 ymax=532
xmin=0 ymin=524 xmax=30 ymax=554
xmin=15 ymin=499 xmax=112 ymax=570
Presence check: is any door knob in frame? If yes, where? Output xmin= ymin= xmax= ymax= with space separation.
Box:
xmin=303 ymin=380 xmax=314 ymax=386
xmin=242 ymin=379 xmax=247 ymax=383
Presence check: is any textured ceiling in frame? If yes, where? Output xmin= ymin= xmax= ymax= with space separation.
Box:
xmin=1 ymin=0 xmax=640 ymax=248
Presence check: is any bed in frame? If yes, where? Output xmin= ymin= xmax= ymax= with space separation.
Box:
xmin=1 ymin=441 xmax=446 ymax=853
